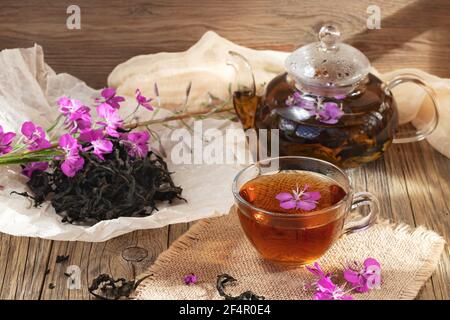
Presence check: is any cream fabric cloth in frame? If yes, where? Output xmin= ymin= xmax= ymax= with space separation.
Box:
xmin=110 ymin=31 xmax=450 ymax=159
xmin=135 ymin=209 xmax=445 ymax=300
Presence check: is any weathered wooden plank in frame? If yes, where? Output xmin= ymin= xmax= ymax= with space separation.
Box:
xmin=383 ymin=144 xmax=434 ymax=299
xmin=168 ymin=223 xmax=191 ymax=247
xmin=0 ymin=0 xmax=449 ymax=88
xmin=0 ymin=235 xmax=53 ymax=299
xmin=39 ymin=227 xmax=169 ymax=300
xmin=385 ymin=141 xmax=449 ymax=300
xmin=14 ymin=237 xmax=54 ymax=299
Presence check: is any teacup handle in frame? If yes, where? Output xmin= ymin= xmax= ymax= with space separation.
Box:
xmin=385 ymin=73 xmax=439 ymax=144
xmin=342 ymin=192 xmax=379 ymax=236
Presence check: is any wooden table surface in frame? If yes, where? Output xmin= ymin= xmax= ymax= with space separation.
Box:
xmin=0 ymin=0 xmax=449 ymax=299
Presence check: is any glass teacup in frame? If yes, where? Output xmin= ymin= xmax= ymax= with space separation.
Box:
xmin=232 ymin=156 xmax=379 ymax=265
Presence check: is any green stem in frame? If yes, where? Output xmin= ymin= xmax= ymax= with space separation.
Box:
xmin=0 ymin=148 xmax=63 ymax=165
xmin=46 ymin=114 xmax=64 ymax=133
xmin=124 ymin=103 xmax=140 ymax=121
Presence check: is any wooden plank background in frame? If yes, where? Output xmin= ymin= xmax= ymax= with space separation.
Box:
xmin=0 ymin=0 xmax=449 ymax=299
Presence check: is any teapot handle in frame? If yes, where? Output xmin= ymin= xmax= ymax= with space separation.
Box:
xmin=386 ymin=73 xmax=439 ymax=144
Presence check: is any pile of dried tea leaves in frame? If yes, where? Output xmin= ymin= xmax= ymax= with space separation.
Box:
xmin=18 ymin=138 xmax=184 ymax=224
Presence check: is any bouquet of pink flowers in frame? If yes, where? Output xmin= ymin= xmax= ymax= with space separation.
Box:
xmin=0 ymin=87 xmax=187 ymax=224
xmin=1 ymin=88 xmax=153 ymax=174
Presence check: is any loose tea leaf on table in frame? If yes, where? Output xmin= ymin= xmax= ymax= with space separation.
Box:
xmin=216 ymin=274 xmax=265 ymax=300
xmin=88 ymin=273 xmax=149 ymax=300
xmin=16 ymin=138 xmax=184 ymax=224
xmin=56 ymin=255 xmax=70 ymax=263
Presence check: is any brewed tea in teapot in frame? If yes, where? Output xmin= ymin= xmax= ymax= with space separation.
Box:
xmin=230 ymin=25 xmax=439 ymax=168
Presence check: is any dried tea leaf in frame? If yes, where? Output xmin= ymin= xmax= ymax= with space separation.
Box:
xmin=88 ymin=274 xmax=149 ymax=300
xmin=216 ymin=274 xmax=265 ymax=300
xmin=16 ymin=138 xmax=184 ymax=224
xmin=56 ymin=255 xmax=70 ymax=263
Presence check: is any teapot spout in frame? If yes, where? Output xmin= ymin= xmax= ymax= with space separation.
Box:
xmin=227 ymin=51 xmax=259 ymax=130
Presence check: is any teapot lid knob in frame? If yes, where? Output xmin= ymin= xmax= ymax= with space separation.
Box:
xmin=318 ymin=25 xmax=341 ymax=51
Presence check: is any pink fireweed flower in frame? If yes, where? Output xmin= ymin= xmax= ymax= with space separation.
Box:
xmin=21 ymin=121 xmax=51 ymax=151
xmin=306 ymin=262 xmax=353 ymax=300
xmin=58 ymin=134 xmax=84 ymax=177
xmin=96 ymin=87 xmax=125 ymax=109
xmin=344 ymin=258 xmax=381 ymax=293
xmin=135 ymin=89 xmax=154 ymax=111
xmin=0 ymin=125 xmax=16 ymax=155
xmin=334 ymin=94 xmax=346 ymax=100
xmin=317 ymin=102 xmax=344 ymax=124
xmin=90 ymin=139 xmax=113 ymax=160
xmin=183 ymin=273 xmax=197 ymax=285
xmin=286 ymin=92 xmax=344 ymax=124
xmin=314 ymin=277 xmax=353 ymax=300
xmin=96 ymin=103 xmax=124 ymax=138
xmin=285 ymin=91 xmax=303 ymax=107
xmin=286 ymin=91 xmax=316 ymax=115
xmin=305 ymin=262 xmax=330 ymax=290
xmin=306 ymin=262 xmax=328 ymax=278
xmin=21 ymin=162 xmax=49 ymax=178
xmin=275 ymin=184 xmax=321 ymax=211
xmin=79 ymin=128 xmax=113 ymax=160
xmin=57 ymin=97 xmax=83 ymax=116
xmin=120 ymin=131 xmax=150 ymax=158
xmin=57 ymin=97 xmax=92 ymax=134
xmin=67 ymin=108 xmax=92 ymax=134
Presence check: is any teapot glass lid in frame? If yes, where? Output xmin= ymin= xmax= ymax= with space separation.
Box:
xmin=285 ymin=25 xmax=371 ymax=91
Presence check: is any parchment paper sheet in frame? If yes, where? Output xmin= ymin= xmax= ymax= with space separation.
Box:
xmin=0 ymin=45 xmax=246 ymax=241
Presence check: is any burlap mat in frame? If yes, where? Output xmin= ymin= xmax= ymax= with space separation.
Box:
xmin=135 ymin=209 xmax=445 ymax=300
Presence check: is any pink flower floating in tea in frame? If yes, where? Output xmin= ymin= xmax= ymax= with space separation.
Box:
xmin=286 ymin=91 xmax=344 ymax=124
xmin=275 ymin=184 xmax=321 ymax=211
xmin=343 ymin=258 xmax=382 ymax=293
xmin=317 ymin=102 xmax=344 ymax=125
xmin=306 ymin=258 xmax=381 ymax=300
xmin=286 ymin=91 xmax=317 ymax=115
xmin=184 ymin=273 xmax=198 ymax=285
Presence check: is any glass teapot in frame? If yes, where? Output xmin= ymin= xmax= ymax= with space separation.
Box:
xmin=229 ymin=25 xmax=439 ymax=168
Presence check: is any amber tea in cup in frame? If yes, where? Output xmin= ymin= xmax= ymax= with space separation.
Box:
xmin=233 ymin=156 xmax=379 ymax=265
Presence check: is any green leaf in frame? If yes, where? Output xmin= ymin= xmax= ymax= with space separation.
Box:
xmin=0 ymin=149 xmax=63 ymax=165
